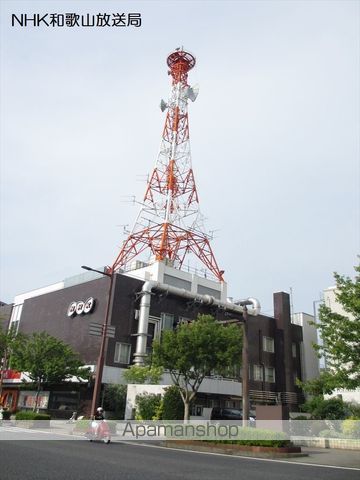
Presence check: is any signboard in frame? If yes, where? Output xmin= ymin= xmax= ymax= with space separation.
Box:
xmin=18 ymin=390 xmax=50 ymax=410
xmin=67 ymin=297 xmax=95 ymax=317
xmin=2 ymin=369 xmax=21 ymax=380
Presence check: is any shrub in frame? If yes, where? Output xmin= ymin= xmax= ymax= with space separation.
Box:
xmin=15 ymin=411 xmax=50 ymax=420
xmin=135 ymin=393 xmax=162 ymax=420
xmin=72 ymin=419 xmax=90 ymax=432
xmin=1 ymin=410 xmax=11 ymax=420
xmin=342 ymin=417 xmax=360 ymax=438
xmin=348 ymin=404 xmax=360 ymax=418
xmin=205 ymin=427 xmax=291 ymax=448
xmin=300 ymin=396 xmax=348 ymax=420
xmin=289 ymin=417 xmax=312 ymax=436
xmin=103 ymin=384 xmax=127 ymax=419
xmin=162 ymin=386 xmax=184 ymax=420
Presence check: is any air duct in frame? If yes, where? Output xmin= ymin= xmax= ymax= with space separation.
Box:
xmin=133 ymin=281 xmax=261 ymax=365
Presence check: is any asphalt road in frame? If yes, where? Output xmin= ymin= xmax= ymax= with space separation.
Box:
xmin=1 ymin=438 xmax=359 ymax=480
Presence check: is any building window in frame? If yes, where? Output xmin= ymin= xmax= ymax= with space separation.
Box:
xmin=263 ymin=336 xmax=275 ymax=353
xmin=114 ymin=343 xmax=131 ymax=364
xmin=292 ymin=343 xmax=297 ymax=358
xmin=265 ymin=367 xmax=275 ymax=383
xmin=9 ymin=320 xmax=20 ymax=334
xmin=253 ymin=364 xmax=264 ymax=381
xmin=161 ymin=313 xmax=175 ymax=330
xmin=9 ymin=304 xmax=23 ymax=332
xmin=191 ymin=405 xmax=203 ymax=416
xmin=179 ymin=316 xmax=192 ymax=325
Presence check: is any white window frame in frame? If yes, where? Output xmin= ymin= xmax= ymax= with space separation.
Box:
xmin=148 ymin=317 xmax=161 ymax=340
xmin=114 ymin=343 xmax=131 ymax=364
xmin=265 ymin=366 xmax=275 ymax=383
xmin=179 ymin=316 xmax=192 ymax=324
xmin=263 ymin=336 xmax=275 ymax=353
xmin=9 ymin=304 xmax=23 ymax=333
xmin=253 ymin=364 xmax=264 ymax=381
xmin=161 ymin=312 xmax=175 ymax=331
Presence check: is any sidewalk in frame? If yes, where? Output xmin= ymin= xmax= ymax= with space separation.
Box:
xmin=286 ymin=446 xmax=360 ymax=469
xmin=116 ymin=438 xmax=360 ymax=469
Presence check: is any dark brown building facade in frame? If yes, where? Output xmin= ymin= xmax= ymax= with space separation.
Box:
xmin=3 ymin=273 xmax=304 ymax=415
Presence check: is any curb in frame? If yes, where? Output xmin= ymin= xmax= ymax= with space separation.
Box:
xmin=163 ymin=440 xmax=308 ymax=458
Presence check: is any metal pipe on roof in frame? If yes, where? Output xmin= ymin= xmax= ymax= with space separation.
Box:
xmin=133 ymin=281 xmax=261 ymax=365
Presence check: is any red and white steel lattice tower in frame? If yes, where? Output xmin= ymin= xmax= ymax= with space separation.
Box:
xmin=111 ymin=49 xmax=224 ymax=281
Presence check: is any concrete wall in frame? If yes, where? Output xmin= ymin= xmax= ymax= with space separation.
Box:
xmin=292 ymin=312 xmax=320 ymax=381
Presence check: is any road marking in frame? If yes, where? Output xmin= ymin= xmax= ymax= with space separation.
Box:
xmin=0 ymin=427 xmax=85 ymax=440
xmin=2 ymin=427 xmax=359 ymax=472
xmin=117 ymin=440 xmax=360 ymax=472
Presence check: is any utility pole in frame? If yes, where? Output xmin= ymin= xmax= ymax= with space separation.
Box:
xmin=242 ymin=306 xmax=249 ymax=427
xmin=81 ymin=266 xmax=114 ymax=417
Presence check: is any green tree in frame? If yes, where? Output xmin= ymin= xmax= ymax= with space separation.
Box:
xmin=123 ymin=365 xmax=163 ymax=384
xmin=135 ymin=393 xmax=162 ymax=420
xmin=301 ymin=396 xmax=348 ymax=420
xmin=0 ymin=323 xmax=26 ymax=401
xmin=103 ymin=384 xmax=127 ymax=419
xmin=152 ymin=314 xmax=243 ymax=420
xmin=314 ymin=263 xmax=360 ymax=391
xmin=162 ymin=385 xmax=184 ymax=420
xmin=297 ymin=371 xmax=340 ymax=396
xmin=10 ymin=332 xmax=90 ymax=411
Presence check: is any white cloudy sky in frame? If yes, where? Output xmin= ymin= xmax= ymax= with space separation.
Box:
xmin=1 ymin=0 xmax=359 ymax=316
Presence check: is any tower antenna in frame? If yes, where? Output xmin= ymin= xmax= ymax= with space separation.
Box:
xmin=110 ymin=48 xmax=224 ymax=281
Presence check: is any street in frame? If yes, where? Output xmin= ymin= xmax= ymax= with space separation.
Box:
xmin=0 ymin=435 xmax=359 ymax=480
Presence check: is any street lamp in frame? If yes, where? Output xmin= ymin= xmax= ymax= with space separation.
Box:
xmin=81 ymin=265 xmax=114 ymax=417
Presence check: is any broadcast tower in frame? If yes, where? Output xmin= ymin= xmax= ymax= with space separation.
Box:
xmin=110 ymin=49 xmax=224 ymax=282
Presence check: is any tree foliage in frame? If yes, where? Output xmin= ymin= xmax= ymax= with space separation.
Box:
xmin=123 ymin=365 xmax=164 ymax=384
xmin=10 ymin=332 xmax=90 ymax=411
xmin=162 ymin=386 xmax=184 ymax=420
xmin=314 ymin=263 xmax=360 ymax=390
xmin=0 ymin=322 xmax=26 ymax=400
xmin=103 ymin=384 xmax=127 ymax=419
xmin=297 ymin=371 xmax=341 ymax=396
xmin=135 ymin=393 xmax=162 ymax=420
xmin=152 ymin=314 xmax=243 ymax=420
xmin=0 ymin=322 xmax=24 ymax=364
xmin=300 ymin=396 xmax=349 ymax=420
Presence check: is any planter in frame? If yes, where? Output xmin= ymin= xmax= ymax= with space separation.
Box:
xmin=164 ymin=440 xmax=307 ymax=458
xmin=15 ymin=420 xmax=50 ymax=429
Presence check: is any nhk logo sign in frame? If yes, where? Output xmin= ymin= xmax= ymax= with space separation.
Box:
xmin=67 ymin=297 xmax=95 ymax=317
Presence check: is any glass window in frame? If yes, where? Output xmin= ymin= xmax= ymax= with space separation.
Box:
xmin=292 ymin=343 xmax=297 ymax=358
xmin=114 ymin=343 xmax=131 ymax=364
xmin=253 ymin=364 xmax=264 ymax=381
xmin=263 ymin=336 xmax=275 ymax=353
xmin=9 ymin=320 xmax=19 ymax=334
xmin=265 ymin=367 xmax=275 ymax=383
xmin=12 ymin=304 xmax=23 ymax=321
xmin=161 ymin=313 xmax=175 ymax=330
xmin=9 ymin=304 xmax=23 ymax=332
xmin=179 ymin=316 xmax=192 ymax=325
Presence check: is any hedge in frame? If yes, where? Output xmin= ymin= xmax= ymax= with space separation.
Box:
xmin=204 ymin=427 xmax=291 ymax=448
xmin=15 ymin=411 xmax=51 ymax=421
